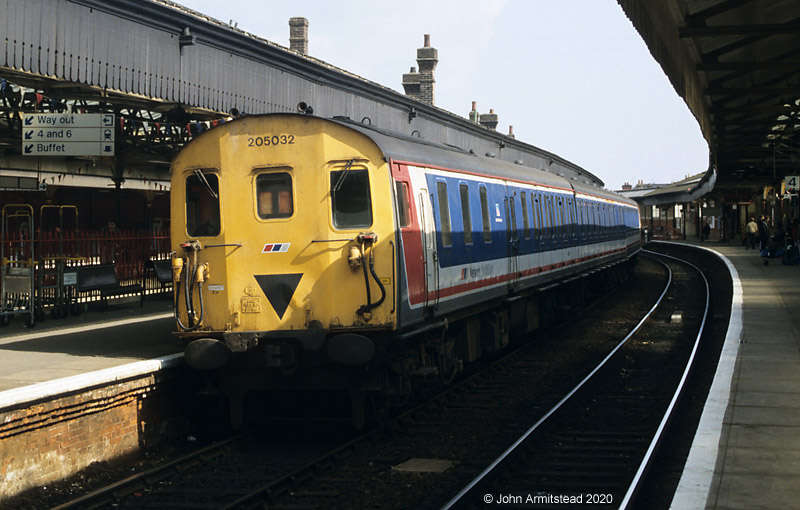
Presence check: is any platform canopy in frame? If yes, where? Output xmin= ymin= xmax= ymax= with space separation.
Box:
xmin=618 ymin=0 xmax=800 ymax=191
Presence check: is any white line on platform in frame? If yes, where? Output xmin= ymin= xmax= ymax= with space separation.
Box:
xmin=654 ymin=242 xmax=743 ymax=509
xmin=0 ymin=352 xmax=185 ymax=409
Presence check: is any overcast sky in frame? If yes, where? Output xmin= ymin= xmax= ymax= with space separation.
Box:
xmin=175 ymin=0 xmax=709 ymax=190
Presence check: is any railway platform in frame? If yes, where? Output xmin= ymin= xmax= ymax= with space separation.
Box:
xmin=0 ymin=297 xmax=180 ymax=403
xmin=664 ymin=239 xmax=800 ymax=509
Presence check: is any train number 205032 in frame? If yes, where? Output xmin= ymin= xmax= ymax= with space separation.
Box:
xmin=247 ymin=134 xmax=295 ymax=147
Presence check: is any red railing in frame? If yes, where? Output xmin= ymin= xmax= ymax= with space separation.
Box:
xmin=1 ymin=229 xmax=172 ymax=305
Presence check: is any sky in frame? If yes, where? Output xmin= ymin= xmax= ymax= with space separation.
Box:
xmin=175 ymin=0 xmax=709 ymax=191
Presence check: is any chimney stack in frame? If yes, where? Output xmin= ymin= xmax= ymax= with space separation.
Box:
xmin=507 ymin=125 xmax=515 ymax=139
xmin=289 ymin=17 xmax=309 ymax=55
xmin=622 ymin=182 xmax=632 ymax=191
xmin=402 ymin=34 xmax=438 ymax=105
xmin=402 ymin=67 xmax=421 ymax=99
xmin=469 ymin=101 xmax=480 ymax=123
xmin=479 ymin=108 xmax=499 ymax=130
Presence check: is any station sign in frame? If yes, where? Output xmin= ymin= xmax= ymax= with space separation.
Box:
xmin=785 ymin=175 xmax=799 ymax=192
xmin=21 ymin=113 xmax=115 ymax=156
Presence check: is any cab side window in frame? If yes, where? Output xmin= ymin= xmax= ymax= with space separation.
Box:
xmin=395 ymin=181 xmax=412 ymax=228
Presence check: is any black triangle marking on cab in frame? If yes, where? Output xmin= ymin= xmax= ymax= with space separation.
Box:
xmin=253 ymin=274 xmax=303 ymax=319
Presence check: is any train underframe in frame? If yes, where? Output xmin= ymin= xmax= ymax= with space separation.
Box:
xmin=183 ymin=257 xmax=636 ymax=429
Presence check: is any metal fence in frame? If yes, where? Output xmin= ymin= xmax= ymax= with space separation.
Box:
xmin=1 ymin=229 xmax=172 ymax=307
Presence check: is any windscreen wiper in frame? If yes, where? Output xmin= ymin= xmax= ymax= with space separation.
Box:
xmin=194 ymin=169 xmax=218 ymax=199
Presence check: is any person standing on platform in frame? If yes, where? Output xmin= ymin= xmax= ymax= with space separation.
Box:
xmin=745 ymin=217 xmax=758 ymax=250
xmin=702 ymin=221 xmax=710 ymax=241
xmin=758 ymin=215 xmax=770 ymax=252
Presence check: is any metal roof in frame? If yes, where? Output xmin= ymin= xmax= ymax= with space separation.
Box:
xmin=637 ymin=171 xmax=716 ymax=205
xmin=618 ymin=0 xmax=800 ymax=191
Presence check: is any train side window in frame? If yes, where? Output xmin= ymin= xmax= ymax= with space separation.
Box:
xmin=479 ymin=186 xmax=491 ymax=242
xmin=256 ymin=172 xmax=293 ymax=219
xmin=459 ymin=183 xmax=473 ymax=245
xmin=437 ymin=181 xmax=453 ymax=247
xmin=186 ymin=171 xmax=221 ymax=237
xmin=532 ymin=194 xmax=541 ymax=238
xmin=395 ymin=181 xmax=412 ymax=228
xmin=594 ymin=204 xmax=600 ymax=233
xmin=570 ymin=200 xmax=576 ymax=236
xmin=520 ymin=192 xmax=530 ymax=239
xmin=558 ymin=198 xmax=566 ymax=237
xmin=547 ymin=196 xmax=556 ymax=238
xmin=331 ymin=168 xmax=372 ymax=229
xmin=583 ymin=202 xmax=589 ymax=234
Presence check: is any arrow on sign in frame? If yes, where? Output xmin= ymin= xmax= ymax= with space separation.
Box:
xmin=24 ymin=144 xmax=34 ymax=154
xmin=24 ymin=116 xmax=33 ymax=126
xmin=25 ymin=130 xmax=34 ymax=140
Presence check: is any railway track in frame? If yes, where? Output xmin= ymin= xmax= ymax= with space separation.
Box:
xmin=442 ymin=250 xmax=711 ymax=509
xmin=44 ymin=250 xmax=725 ymax=510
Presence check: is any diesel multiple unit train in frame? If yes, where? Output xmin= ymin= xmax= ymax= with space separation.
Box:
xmin=170 ymin=113 xmax=641 ymax=426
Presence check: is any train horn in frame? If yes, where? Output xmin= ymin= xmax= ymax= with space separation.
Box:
xmin=297 ymin=102 xmax=314 ymax=115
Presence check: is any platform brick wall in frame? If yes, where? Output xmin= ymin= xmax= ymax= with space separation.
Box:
xmin=0 ymin=368 xmax=191 ymax=500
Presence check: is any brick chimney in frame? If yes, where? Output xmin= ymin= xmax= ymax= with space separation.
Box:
xmin=479 ymin=109 xmax=498 ymax=130
xmin=402 ymin=67 xmax=421 ymax=98
xmin=622 ymin=182 xmax=632 ymax=191
xmin=402 ymin=34 xmax=438 ymax=105
xmin=507 ymin=125 xmax=515 ymax=139
xmin=469 ymin=101 xmax=479 ymax=123
xmin=289 ymin=17 xmax=309 ymax=55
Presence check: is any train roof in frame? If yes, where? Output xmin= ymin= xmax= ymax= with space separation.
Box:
xmin=330 ymin=115 xmax=569 ymax=189
xmin=328 ymin=116 xmax=635 ymax=206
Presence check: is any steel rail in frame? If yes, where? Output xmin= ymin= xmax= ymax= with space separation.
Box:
xmin=440 ymin=255 xmax=675 ymax=510
xmin=618 ymin=250 xmax=711 ymax=508
xmin=50 ymin=433 xmax=250 ymax=510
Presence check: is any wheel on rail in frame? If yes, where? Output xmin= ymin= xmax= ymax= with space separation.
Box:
xmin=34 ymin=307 xmax=46 ymax=322
xmin=70 ymin=303 xmax=82 ymax=316
xmin=0 ymin=315 xmax=10 ymax=327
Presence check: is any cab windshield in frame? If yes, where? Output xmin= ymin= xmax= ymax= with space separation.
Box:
xmin=330 ymin=168 xmax=372 ymax=229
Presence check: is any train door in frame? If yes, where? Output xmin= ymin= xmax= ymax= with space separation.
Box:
xmin=504 ymin=189 xmax=520 ymax=288
xmin=418 ymin=188 xmax=438 ymax=310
